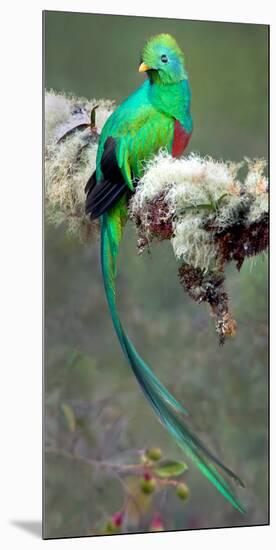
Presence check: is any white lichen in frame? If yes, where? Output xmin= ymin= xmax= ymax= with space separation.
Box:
xmin=45 ymin=91 xmax=114 ymax=239
xmin=243 ymin=158 xmax=269 ymax=223
xmin=171 ymin=214 xmax=218 ymax=270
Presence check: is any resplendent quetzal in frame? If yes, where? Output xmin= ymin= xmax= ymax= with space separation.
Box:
xmin=85 ymin=34 xmax=245 ymax=513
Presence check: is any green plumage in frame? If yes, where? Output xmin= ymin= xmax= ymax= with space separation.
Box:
xmin=96 ymin=78 xmax=192 ymax=185
xmin=86 ymin=34 xmax=245 ymax=514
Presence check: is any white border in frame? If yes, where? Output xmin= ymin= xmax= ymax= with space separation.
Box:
xmin=0 ymin=1 xmax=273 ymax=549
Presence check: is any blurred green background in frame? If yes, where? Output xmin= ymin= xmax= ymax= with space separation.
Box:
xmin=44 ymin=11 xmax=268 ymax=539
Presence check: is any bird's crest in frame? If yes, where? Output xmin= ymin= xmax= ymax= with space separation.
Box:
xmin=142 ymin=33 xmax=185 ymax=64
xmin=140 ymin=33 xmax=187 ymax=84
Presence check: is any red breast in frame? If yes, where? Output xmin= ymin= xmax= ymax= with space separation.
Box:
xmin=172 ymin=119 xmax=191 ymax=158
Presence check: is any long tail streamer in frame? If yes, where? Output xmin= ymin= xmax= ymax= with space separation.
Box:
xmin=101 ymin=210 xmax=245 ymax=513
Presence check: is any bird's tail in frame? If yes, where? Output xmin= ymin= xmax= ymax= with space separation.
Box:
xmin=101 ymin=208 xmax=245 ymax=514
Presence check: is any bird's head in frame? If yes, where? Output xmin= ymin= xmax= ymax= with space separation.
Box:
xmin=139 ymin=34 xmax=187 ymax=84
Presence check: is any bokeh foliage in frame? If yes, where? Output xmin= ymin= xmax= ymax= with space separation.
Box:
xmin=44 ymin=11 xmax=268 ymax=538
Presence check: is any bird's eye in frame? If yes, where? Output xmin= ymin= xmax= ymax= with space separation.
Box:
xmin=161 ymin=54 xmax=168 ymax=63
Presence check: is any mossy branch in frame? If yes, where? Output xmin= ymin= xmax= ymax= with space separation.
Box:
xmin=45 ymin=90 xmax=114 ymax=240
xmin=45 ymin=91 xmax=268 ymax=343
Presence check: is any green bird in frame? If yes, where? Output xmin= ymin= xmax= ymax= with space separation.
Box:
xmin=85 ymin=34 xmax=245 ymax=513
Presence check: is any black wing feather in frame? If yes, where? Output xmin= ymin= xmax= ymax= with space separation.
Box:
xmin=85 ymin=179 xmax=128 ymax=219
xmin=100 ymin=137 xmax=124 ymax=183
xmin=84 ymin=171 xmax=97 ymax=194
xmin=85 ymin=136 xmax=130 ymax=220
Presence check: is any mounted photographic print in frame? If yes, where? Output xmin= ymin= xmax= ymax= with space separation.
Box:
xmin=43 ymin=10 xmax=269 ymax=539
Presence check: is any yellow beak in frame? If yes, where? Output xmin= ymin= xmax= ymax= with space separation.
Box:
xmin=139 ymin=62 xmax=150 ymax=73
